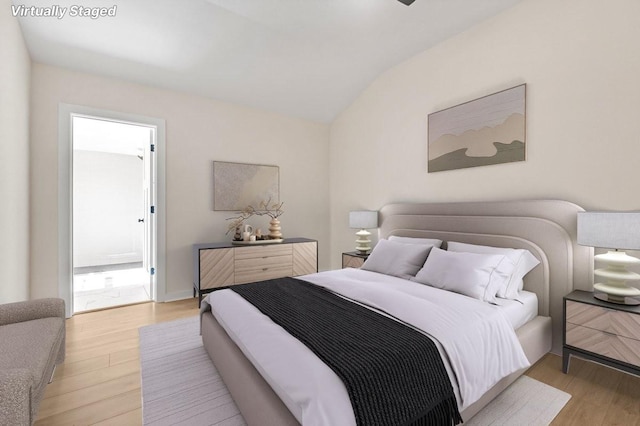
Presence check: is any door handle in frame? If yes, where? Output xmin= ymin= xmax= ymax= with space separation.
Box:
xmin=138 ymin=218 xmax=145 ymax=223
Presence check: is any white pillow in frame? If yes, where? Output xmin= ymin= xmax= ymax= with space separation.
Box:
xmin=388 ymin=236 xmax=443 ymax=248
xmin=446 ymin=241 xmax=540 ymax=300
xmin=361 ymin=239 xmax=434 ymax=279
xmin=411 ymin=247 xmax=507 ymax=303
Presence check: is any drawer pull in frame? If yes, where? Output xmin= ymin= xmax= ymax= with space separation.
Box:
xmin=263 ymin=268 xmax=268 ymax=271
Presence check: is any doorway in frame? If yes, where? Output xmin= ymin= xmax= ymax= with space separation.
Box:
xmin=69 ymin=116 xmax=155 ymax=312
xmin=71 ymin=116 xmax=155 ymax=313
xmin=58 ymin=104 xmax=166 ymax=317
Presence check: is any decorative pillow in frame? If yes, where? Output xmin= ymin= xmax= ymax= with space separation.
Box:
xmin=361 ymin=239 xmax=434 ymax=279
xmin=411 ymin=247 xmax=508 ymax=303
xmin=446 ymin=241 xmax=540 ymax=300
xmin=388 ymin=236 xmax=443 ymax=248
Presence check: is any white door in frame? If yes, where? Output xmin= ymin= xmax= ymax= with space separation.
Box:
xmin=142 ymin=129 xmax=157 ymax=299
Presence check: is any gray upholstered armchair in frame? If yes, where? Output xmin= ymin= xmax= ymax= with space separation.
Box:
xmin=0 ymin=298 xmax=66 ymax=425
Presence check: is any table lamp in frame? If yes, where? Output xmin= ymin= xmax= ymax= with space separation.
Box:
xmin=577 ymin=211 xmax=640 ymax=305
xmin=349 ymin=211 xmax=378 ymax=254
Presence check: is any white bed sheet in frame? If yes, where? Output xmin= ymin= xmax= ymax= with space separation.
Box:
xmin=494 ymin=290 xmax=538 ymax=330
xmin=204 ymin=269 xmax=531 ymax=426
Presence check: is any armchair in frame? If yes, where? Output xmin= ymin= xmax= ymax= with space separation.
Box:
xmin=0 ymin=298 xmax=66 ymax=425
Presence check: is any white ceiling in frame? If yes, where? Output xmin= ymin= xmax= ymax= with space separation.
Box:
xmin=16 ymin=0 xmax=524 ymax=123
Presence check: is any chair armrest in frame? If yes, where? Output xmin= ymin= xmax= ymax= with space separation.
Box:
xmin=0 ymin=369 xmax=32 ymax=425
xmin=0 ymin=298 xmax=66 ymax=327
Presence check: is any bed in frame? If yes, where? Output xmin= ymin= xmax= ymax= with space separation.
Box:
xmin=200 ymin=200 xmax=593 ymax=425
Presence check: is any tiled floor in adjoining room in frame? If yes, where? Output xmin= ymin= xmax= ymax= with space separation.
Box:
xmin=73 ymin=265 xmax=151 ymax=313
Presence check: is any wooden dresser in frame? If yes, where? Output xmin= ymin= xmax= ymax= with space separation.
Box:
xmin=563 ymin=290 xmax=640 ymax=376
xmin=193 ymin=238 xmax=318 ymax=306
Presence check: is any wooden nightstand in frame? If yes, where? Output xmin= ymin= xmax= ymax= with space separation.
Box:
xmin=563 ymin=290 xmax=640 ymax=376
xmin=342 ymin=252 xmax=368 ymax=269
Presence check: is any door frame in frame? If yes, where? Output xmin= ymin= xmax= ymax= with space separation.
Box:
xmin=58 ymin=103 xmax=166 ymax=317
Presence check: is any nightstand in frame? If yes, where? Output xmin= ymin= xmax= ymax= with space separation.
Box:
xmin=342 ymin=252 xmax=368 ymax=269
xmin=563 ymin=290 xmax=640 ymax=376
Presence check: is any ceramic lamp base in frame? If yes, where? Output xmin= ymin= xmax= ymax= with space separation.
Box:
xmin=594 ymin=291 xmax=640 ymax=306
xmin=592 ymin=250 xmax=640 ymax=305
xmin=355 ymin=229 xmax=371 ymax=254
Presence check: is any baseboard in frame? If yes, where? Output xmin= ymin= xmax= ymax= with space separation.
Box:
xmin=161 ymin=290 xmax=195 ymax=303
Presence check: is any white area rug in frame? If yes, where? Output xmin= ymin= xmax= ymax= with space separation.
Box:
xmin=139 ymin=316 xmax=570 ymax=426
xmin=465 ymin=375 xmax=571 ymax=426
xmin=139 ymin=316 xmax=246 ymax=426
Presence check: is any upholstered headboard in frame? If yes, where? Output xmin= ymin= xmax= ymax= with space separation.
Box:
xmin=378 ymin=200 xmax=593 ymax=354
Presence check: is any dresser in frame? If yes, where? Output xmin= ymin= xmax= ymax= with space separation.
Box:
xmin=193 ymin=238 xmax=318 ymax=306
xmin=563 ymin=290 xmax=640 ymax=376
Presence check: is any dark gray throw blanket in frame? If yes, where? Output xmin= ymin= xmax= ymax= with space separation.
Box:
xmin=230 ymin=277 xmax=462 ymax=426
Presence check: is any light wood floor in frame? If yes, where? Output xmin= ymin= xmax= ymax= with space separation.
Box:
xmin=34 ymin=298 xmax=640 ymax=425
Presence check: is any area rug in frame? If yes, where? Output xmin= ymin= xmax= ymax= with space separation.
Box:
xmin=139 ymin=316 xmax=570 ymax=426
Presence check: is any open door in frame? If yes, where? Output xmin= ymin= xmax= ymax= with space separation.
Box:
xmin=142 ymin=128 xmax=157 ymax=299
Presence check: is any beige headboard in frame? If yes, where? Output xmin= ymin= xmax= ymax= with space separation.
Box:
xmin=379 ymin=200 xmax=593 ymax=354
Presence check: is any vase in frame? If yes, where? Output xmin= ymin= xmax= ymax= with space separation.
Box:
xmin=268 ymin=218 xmax=282 ymax=239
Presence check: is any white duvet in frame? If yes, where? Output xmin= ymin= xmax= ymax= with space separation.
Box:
xmin=204 ymin=268 xmax=530 ymax=426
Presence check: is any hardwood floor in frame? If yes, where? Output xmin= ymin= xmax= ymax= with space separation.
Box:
xmin=35 ymin=298 xmax=199 ymax=426
xmin=35 ymin=298 xmax=640 ymax=425
xmin=528 ymin=354 xmax=640 ymax=425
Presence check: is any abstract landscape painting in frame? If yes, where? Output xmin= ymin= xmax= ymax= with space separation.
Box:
xmin=428 ymin=84 xmax=526 ymax=173
xmin=213 ymin=161 xmax=279 ymax=211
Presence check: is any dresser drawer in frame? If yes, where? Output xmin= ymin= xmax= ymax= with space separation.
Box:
xmin=566 ymin=322 xmax=640 ymax=366
xmin=234 ymin=265 xmax=293 ymax=284
xmin=566 ymin=300 xmax=640 ymax=340
xmin=293 ymin=242 xmax=317 ymax=276
xmin=199 ymin=248 xmax=235 ymax=290
xmin=235 ymin=255 xmax=292 ymax=272
xmin=234 ymin=244 xmax=292 ymax=260
xmin=234 ymin=243 xmax=297 ymax=284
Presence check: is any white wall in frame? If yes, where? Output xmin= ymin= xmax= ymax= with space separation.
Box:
xmin=73 ymin=150 xmax=144 ymax=268
xmin=329 ymin=0 xmax=640 ymax=268
xmin=30 ymin=64 xmax=330 ymax=300
xmin=0 ymin=0 xmax=31 ymax=303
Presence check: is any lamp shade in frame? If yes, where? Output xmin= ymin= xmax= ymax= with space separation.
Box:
xmin=577 ymin=212 xmax=640 ymax=250
xmin=349 ymin=211 xmax=378 ymax=229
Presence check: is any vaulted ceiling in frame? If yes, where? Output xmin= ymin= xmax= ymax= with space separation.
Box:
xmin=16 ymin=0 xmax=524 ymax=122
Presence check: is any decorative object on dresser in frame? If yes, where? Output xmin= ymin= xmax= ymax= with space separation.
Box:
xmin=577 ymin=211 xmax=640 ymax=305
xmin=563 ymin=290 xmax=640 ymax=376
xmin=193 ymin=238 xmax=317 ymax=307
xmin=226 ymin=198 xmax=285 ymax=242
xmin=342 ymin=251 xmax=368 ymax=268
xmin=349 ymin=210 xmax=378 ymax=254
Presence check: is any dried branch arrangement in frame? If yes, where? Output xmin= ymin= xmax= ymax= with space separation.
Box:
xmin=226 ymin=198 xmax=284 ymax=234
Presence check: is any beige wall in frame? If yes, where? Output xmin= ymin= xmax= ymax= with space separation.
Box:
xmin=30 ymin=64 xmax=330 ymax=300
xmin=329 ymin=0 xmax=640 ymax=268
xmin=0 ymin=0 xmax=31 ymax=303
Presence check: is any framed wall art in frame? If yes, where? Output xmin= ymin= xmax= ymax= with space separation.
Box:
xmin=427 ymin=84 xmax=526 ymax=173
xmin=213 ymin=161 xmax=279 ymax=211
